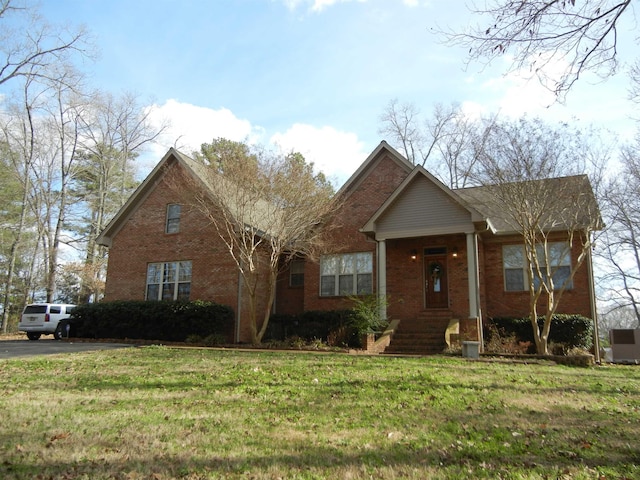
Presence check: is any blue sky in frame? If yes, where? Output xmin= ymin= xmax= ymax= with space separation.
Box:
xmin=30 ymin=0 xmax=640 ymax=184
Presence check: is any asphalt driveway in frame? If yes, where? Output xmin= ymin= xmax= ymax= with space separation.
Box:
xmin=0 ymin=338 xmax=132 ymax=359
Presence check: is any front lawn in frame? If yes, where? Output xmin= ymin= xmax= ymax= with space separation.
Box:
xmin=0 ymin=347 xmax=638 ymax=479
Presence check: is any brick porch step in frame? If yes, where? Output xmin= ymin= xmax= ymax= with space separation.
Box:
xmin=383 ymin=310 xmax=452 ymax=355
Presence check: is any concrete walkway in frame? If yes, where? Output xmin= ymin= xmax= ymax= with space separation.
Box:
xmin=0 ymin=338 xmax=132 ymax=359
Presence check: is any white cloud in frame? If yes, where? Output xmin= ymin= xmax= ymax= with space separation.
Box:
xmin=140 ymin=99 xmax=264 ymax=175
xmin=491 ymin=70 xmax=559 ymax=119
xmin=312 ymin=0 xmax=366 ymax=11
xmin=147 ymin=99 xmax=262 ymax=154
xmin=141 ymin=100 xmax=368 ymax=186
xmin=464 ymin=54 xmax=560 ymax=120
xmin=271 ymin=123 xmax=368 ymax=186
xmin=282 ymin=0 xmax=367 ymax=13
xmin=469 ymin=54 xmax=637 ymax=141
xmin=459 ymin=100 xmax=488 ymax=120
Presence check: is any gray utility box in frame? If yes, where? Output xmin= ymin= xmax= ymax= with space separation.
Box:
xmin=609 ymin=329 xmax=640 ymax=364
xmin=462 ymin=341 xmax=480 ymax=359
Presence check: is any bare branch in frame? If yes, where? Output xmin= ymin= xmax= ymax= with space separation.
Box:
xmin=378 ymin=99 xmax=424 ymax=165
xmin=170 ymin=140 xmax=340 ymax=344
xmin=0 ymin=0 xmax=92 ymax=87
xmin=442 ymin=0 xmax=633 ymax=99
xmin=378 ymin=100 xmax=493 ymax=187
xmin=469 ymin=117 xmax=602 ymax=354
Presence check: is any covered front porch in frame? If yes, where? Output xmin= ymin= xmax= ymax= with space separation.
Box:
xmin=358 ymin=166 xmax=488 ymax=354
xmin=375 ymin=235 xmax=484 ymax=355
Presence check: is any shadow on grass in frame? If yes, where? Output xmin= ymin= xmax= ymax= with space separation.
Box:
xmin=2 ymin=396 xmax=639 ymax=479
xmin=3 ymin=351 xmax=639 ymax=478
xmin=2 ymin=428 xmax=639 ymax=479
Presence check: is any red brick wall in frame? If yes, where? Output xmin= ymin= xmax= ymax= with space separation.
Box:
xmin=385 ymin=235 xmax=469 ymax=321
xmin=301 ymin=152 xmax=411 ymax=312
xmin=481 ymin=234 xmax=593 ymax=319
xmin=102 ymin=160 xmax=269 ymax=342
xmin=104 ymin=152 xmax=594 ymax=344
xmin=275 ymin=264 xmax=304 ymax=315
xmin=383 ymin=233 xmax=592 ymax=323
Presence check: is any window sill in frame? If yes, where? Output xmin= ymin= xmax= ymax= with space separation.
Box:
xmin=318 ymin=294 xmax=372 ymax=299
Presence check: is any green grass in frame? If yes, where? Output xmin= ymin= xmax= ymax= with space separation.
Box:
xmin=0 ymin=347 xmax=639 ymax=479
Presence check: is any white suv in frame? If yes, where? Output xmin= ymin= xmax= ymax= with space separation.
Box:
xmin=19 ymin=303 xmax=76 ymax=340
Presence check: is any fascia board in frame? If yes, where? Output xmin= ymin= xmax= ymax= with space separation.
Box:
xmin=97 ymin=148 xmax=183 ymax=246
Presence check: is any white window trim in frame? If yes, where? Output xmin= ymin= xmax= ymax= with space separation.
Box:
xmin=146 ymin=261 xmax=192 ymax=301
xmin=165 ymin=204 xmax=181 ymax=234
xmin=320 ymin=252 xmax=373 ymax=297
xmin=503 ymin=242 xmax=572 ymax=292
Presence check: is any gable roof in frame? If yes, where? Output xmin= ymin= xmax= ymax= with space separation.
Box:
xmin=361 ymin=162 xmax=602 ymax=239
xmin=97 ymin=148 xmax=199 ymax=247
xmin=361 ymin=166 xmax=485 ymax=239
xmin=455 ymin=174 xmax=602 ymax=235
xmin=98 ymin=144 xmax=602 ymax=249
xmin=337 ymin=140 xmax=413 ymax=197
xmin=97 ymin=147 xmax=324 ymax=248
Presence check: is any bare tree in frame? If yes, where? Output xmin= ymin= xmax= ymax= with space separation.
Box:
xmin=175 ymin=139 xmax=339 ymax=344
xmin=72 ymin=92 xmax=167 ymax=303
xmin=0 ymin=69 xmax=40 ymax=332
xmin=0 ymin=0 xmax=90 ymax=330
xmin=444 ymin=0 xmax=633 ymax=99
xmin=33 ymin=67 xmax=87 ymax=303
xmin=0 ymin=0 xmax=91 ymax=87
xmin=598 ymin=136 xmax=640 ymax=323
xmin=378 ymin=99 xmax=427 ymax=165
xmin=434 ymin=107 xmax=498 ymax=189
xmin=379 ymin=100 xmax=493 ymax=188
xmin=473 ymin=117 xmax=603 ymax=355
xmin=630 ymin=60 xmax=640 ymax=108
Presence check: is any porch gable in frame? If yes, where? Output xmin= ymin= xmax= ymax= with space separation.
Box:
xmin=361 ymin=166 xmax=483 ymax=239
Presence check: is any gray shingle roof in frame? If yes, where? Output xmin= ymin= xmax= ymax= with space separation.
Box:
xmin=454 ymin=174 xmax=602 ymax=234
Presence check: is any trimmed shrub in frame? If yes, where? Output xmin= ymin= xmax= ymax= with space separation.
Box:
xmin=348 ymin=294 xmax=389 ymax=335
xmin=69 ymin=300 xmax=234 ymax=342
xmin=487 ymin=314 xmax=594 ymax=353
xmin=265 ymin=309 xmax=363 ymax=347
xmin=484 ymin=323 xmax=532 ymax=354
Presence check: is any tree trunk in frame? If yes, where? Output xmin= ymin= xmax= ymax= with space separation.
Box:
xmin=255 ymin=269 xmax=278 ymax=344
xmin=1 ymin=167 xmax=31 ymax=331
xmin=2 ymin=228 xmax=24 ymax=332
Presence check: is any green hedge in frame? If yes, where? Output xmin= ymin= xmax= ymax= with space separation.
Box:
xmin=487 ymin=314 xmax=594 ymax=351
xmin=266 ymin=309 xmax=362 ymax=347
xmin=68 ymin=300 xmax=235 ymax=342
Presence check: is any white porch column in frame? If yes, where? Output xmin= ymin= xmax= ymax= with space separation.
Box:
xmin=466 ymin=233 xmax=479 ymax=319
xmin=466 ymin=232 xmax=483 ymax=349
xmin=377 ymin=239 xmax=388 ymax=321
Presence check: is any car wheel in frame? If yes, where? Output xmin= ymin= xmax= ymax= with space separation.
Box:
xmin=26 ymin=332 xmax=41 ymax=341
xmin=54 ymin=321 xmax=68 ymax=340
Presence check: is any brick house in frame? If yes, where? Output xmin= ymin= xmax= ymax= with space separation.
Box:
xmin=98 ymin=141 xmax=599 ymax=352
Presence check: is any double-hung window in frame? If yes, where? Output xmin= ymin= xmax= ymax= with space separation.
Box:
xmin=146 ymin=261 xmax=192 ymax=300
xmin=289 ymin=260 xmax=304 ymax=287
xmin=503 ymin=242 xmax=572 ymax=292
xmin=165 ymin=204 xmax=181 ymax=234
xmin=320 ymin=252 xmax=373 ymax=296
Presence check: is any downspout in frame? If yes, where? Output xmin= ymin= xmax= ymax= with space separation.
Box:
xmin=236 ymin=268 xmax=242 ymax=343
xmin=587 ymin=243 xmax=601 ymax=364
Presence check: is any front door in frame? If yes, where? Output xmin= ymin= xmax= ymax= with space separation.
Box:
xmin=425 ymin=254 xmax=448 ymax=308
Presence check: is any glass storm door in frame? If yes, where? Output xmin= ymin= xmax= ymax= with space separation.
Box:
xmin=424 ymin=254 xmax=448 ymax=308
